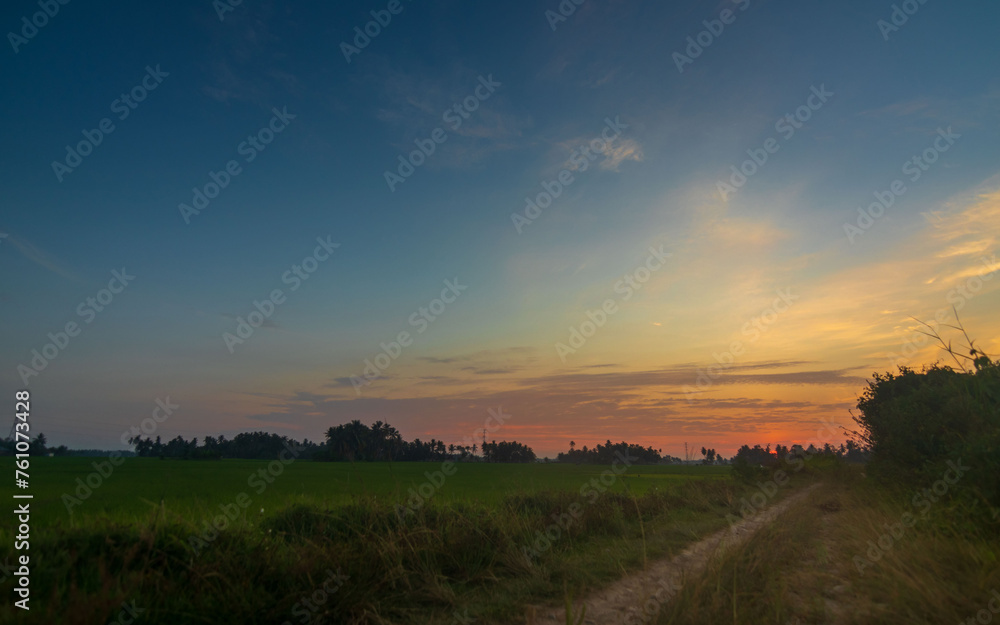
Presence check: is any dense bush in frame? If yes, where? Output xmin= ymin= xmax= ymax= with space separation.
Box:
xmin=853 ymin=346 xmax=1000 ymax=522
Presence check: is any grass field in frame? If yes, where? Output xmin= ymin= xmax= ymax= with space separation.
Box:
xmin=7 ymin=457 xmax=731 ymax=526
xmin=0 ymin=458 xmax=749 ymax=625
xmin=656 ymin=467 xmax=1000 ymax=625
xmin=3 ymin=457 xmax=993 ymax=624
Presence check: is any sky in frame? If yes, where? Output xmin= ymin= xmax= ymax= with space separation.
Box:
xmin=1 ymin=0 xmax=999 ymax=458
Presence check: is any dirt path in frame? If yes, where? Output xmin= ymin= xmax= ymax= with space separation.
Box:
xmin=525 ymin=483 xmax=822 ymax=625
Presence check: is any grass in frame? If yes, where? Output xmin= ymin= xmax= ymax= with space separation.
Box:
xmin=9 ymin=458 xmax=730 ymax=525
xmin=655 ymin=465 xmax=1000 ymax=625
xmin=16 ymin=458 xmax=989 ymax=624
xmin=0 ymin=458 xmax=739 ymax=624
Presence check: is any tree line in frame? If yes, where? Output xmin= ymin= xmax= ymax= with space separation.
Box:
xmin=128 ymin=431 xmax=316 ymax=460
xmin=115 ymin=420 xmax=539 ymax=463
xmin=731 ymin=440 xmax=868 ymax=466
xmin=556 ymin=439 xmax=668 ymax=464
xmin=4 ymin=425 xmax=868 ymax=467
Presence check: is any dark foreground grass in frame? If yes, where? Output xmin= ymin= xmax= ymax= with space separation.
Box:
xmin=0 ymin=459 xmax=744 ymax=624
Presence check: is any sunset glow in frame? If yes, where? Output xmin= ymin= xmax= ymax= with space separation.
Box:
xmin=3 ymin=0 xmax=999 ymax=459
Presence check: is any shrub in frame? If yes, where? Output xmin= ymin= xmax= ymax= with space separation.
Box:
xmin=852 ymin=320 xmax=1000 ymax=523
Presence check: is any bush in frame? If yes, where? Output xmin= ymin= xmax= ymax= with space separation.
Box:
xmin=852 ymin=325 xmax=1000 ymax=523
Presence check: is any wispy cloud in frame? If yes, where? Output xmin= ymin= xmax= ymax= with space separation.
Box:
xmin=371 ymin=65 xmax=533 ymax=167
xmin=3 ymin=233 xmax=80 ymax=282
xmin=599 ymin=137 xmax=644 ymax=171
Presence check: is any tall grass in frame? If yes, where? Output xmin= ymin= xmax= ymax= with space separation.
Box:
xmin=656 ymin=468 xmax=1000 ymax=625
xmin=0 ymin=474 xmax=750 ymax=624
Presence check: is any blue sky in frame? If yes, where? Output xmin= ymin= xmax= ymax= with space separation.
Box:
xmin=2 ymin=0 xmax=999 ymax=456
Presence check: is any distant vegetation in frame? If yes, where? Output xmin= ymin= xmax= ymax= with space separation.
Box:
xmin=729 ymin=440 xmax=868 ymax=480
xmin=556 ymin=439 xmax=668 ymax=464
xmin=117 ymin=419 xmax=540 ymax=463
xmin=127 ymin=430 xmax=316 ymax=460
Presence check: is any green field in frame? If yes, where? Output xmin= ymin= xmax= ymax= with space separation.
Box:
xmin=10 ymin=457 xmax=731 ymax=526
xmin=5 ymin=457 xmax=991 ymax=625
xmin=1 ymin=457 xmax=750 ymax=625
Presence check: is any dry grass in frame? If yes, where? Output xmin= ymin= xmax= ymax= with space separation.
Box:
xmin=655 ymin=467 xmax=1000 ymax=625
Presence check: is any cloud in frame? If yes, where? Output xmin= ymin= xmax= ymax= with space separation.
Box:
xmin=560 ymin=133 xmax=644 ymax=173
xmin=369 ymin=65 xmax=533 ymax=167
xmin=527 ymin=361 xmax=852 ymax=393
xmin=239 ymin=363 xmax=854 ymax=455
xmin=3 ymin=233 xmax=80 ymax=282
xmin=252 ymin=359 xmax=856 ymax=441
xmin=858 ymin=89 xmax=1000 ymax=131
xmin=461 ymin=366 xmax=520 ymax=375
xmin=599 ymin=137 xmax=644 ymax=171
xmin=416 ymin=347 xmax=535 ymax=367
xmin=418 ymin=355 xmax=468 ymax=364
xmin=198 ymin=2 xmax=303 ymax=108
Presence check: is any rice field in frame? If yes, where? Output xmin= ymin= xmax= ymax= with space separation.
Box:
xmin=0 ymin=458 xmax=743 ymax=624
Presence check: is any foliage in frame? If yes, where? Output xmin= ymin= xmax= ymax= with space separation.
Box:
xmin=0 ymin=432 xmax=58 ymax=456
xmin=728 ymin=442 xmax=865 ymax=483
xmin=700 ymin=447 xmax=718 ymax=464
xmin=128 ymin=431 xmax=320 ymax=460
xmin=481 ymin=439 xmax=536 ymax=463
xmin=556 ymin=440 xmax=663 ymax=464
xmin=124 ymin=419 xmax=536 ymax=463
xmin=852 ymin=318 xmax=999 ymax=522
